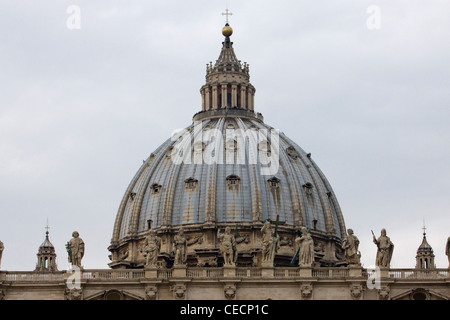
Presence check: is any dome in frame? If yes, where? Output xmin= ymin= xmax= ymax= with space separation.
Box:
xmin=108 ymin=24 xmax=347 ymax=268
xmin=112 ymin=116 xmax=345 ymax=238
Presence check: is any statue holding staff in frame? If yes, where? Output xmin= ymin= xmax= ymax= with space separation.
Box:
xmin=372 ymin=229 xmax=394 ymax=268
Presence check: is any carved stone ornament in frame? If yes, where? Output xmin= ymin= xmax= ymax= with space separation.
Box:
xmin=300 ymin=284 xmax=312 ymax=300
xmin=378 ymin=286 xmax=390 ymax=300
xmin=0 ymin=288 xmax=5 ymax=300
xmin=224 ymin=284 xmax=237 ymax=300
xmin=65 ymin=288 xmax=83 ymax=300
xmin=171 ymin=283 xmax=187 ymax=300
xmin=145 ymin=286 xmax=158 ymax=300
xmin=350 ymin=284 xmax=364 ymax=300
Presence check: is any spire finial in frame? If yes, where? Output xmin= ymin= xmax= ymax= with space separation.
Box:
xmin=222 ymin=8 xmax=233 ymax=24
xmin=221 ymin=7 xmax=233 ymax=37
xmin=422 ymin=218 xmax=426 ymax=236
xmin=45 ymin=218 xmax=50 ymax=237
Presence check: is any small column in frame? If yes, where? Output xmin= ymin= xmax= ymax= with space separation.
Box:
xmin=221 ymin=83 xmax=228 ymax=108
xmin=231 ymin=84 xmax=238 ymax=107
xmin=212 ymin=85 xmax=218 ymax=109
xmin=201 ymin=88 xmax=206 ymax=111
xmin=240 ymin=86 xmax=247 ymax=110
xmin=205 ymin=87 xmax=211 ymax=110
xmin=247 ymin=88 xmax=252 ymax=111
xmin=250 ymin=88 xmax=255 ymax=111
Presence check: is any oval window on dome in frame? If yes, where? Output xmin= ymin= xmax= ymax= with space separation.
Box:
xmin=151 ymin=183 xmax=162 ymax=194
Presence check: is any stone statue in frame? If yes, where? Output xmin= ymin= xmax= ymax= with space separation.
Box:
xmin=296 ymin=227 xmax=315 ymax=267
xmin=372 ymin=229 xmax=394 ymax=268
xmin=143 ymin=230 xmax=161 ymax=267
xmin=261 ymin=221 xmax=279 ymax=263
xmin=173 ymin=228 xmax=187 ymax=266
xmin=66 ymin=231 xmax=85 ymax=268
xmin=0 ymin=240 xmax=4 ymax=268
xmin=217 ymin=227 xmax=237 ymax=266
xmin=446 ymin=237 xmax=450 ymax=267
xmin=342 ymin=229 xmax=361 ymax=266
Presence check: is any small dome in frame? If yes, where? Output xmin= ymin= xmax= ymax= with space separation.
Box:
xmin=39 ymin=232 xmax=55 ymax=249
xmin=417 ymin=233 xmax=433 ymax=253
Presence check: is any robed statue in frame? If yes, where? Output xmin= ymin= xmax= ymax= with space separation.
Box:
xmin=0 ymin=240 xmax=4 ymax=268
xmin=66 ymin=231 xmax=85 ymax=268
xmin=372 ymin=228 xmax=394 ymax=268
xmin=217 ymin=227 xmax=237 ymax=266
xmin=261 ymin=221 xmax=279 ymax=263
xmin=173 ymin=228 xmax=187 ymax=266
xmin=446 ymin=236 xmax=450 ymax=268
xmin=342 ymin=229 xmax=361 ymax=266
xmin=296 ymin=227 xmax=315 ymax=267
xmin=143 ymin=230 xmax=161 ymax=267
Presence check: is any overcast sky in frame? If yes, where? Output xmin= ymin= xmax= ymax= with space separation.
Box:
xmin=0 ymin=1 xmax=449 ymax=271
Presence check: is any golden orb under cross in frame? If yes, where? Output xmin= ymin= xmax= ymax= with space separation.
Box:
xmin=222 ymin=24 xmax=233 ymax=37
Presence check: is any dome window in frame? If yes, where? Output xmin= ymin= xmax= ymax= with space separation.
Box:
xmin=268 ymin=177 xmax=280 ymax=189
xmin=286 ymin=146 xmax=298 ymax=159
xmin=302 ymin=183 xmax=313 ymax=195
xmin=129 ymin=192 xmax=136 ymax=201
xmin=185 ymin=177 xmax=198 ymax=189
xmin=151 ymin=183 xmax=162 ymax=194
xmin=226 ymin=175 xmax=240 ymax=188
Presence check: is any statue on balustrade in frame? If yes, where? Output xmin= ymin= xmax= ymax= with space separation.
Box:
xmin=261 ymin=221 xmax=279 ymax=264
xmin=66 ymin=231 xmax=85 ymax=268
xmin=446 ymin=236 xmax=450 ymax=268
xmin=296 ymin=227 xmax=315 ymax=267
xmin=0 ymin=240 xmax=4 ymax=268
xmin=217 ymin=227 xmax=237 ymax=266
xmin=372 ymin=228 xmax=394 ymax=268
xmin=173 ymin=228 xmax=187 ymax=266
xmin=342 ymin=228 xmax=361 ymax=266
xmin=144 ymin=230 xmax=161 ymax=267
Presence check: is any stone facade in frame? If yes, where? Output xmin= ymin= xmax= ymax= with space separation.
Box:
xmin=0 ymin=267 xmax=448 ymax=300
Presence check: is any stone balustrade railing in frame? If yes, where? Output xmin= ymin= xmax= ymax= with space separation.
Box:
xmin=1 ymin=268 xmax=449 ymax=282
